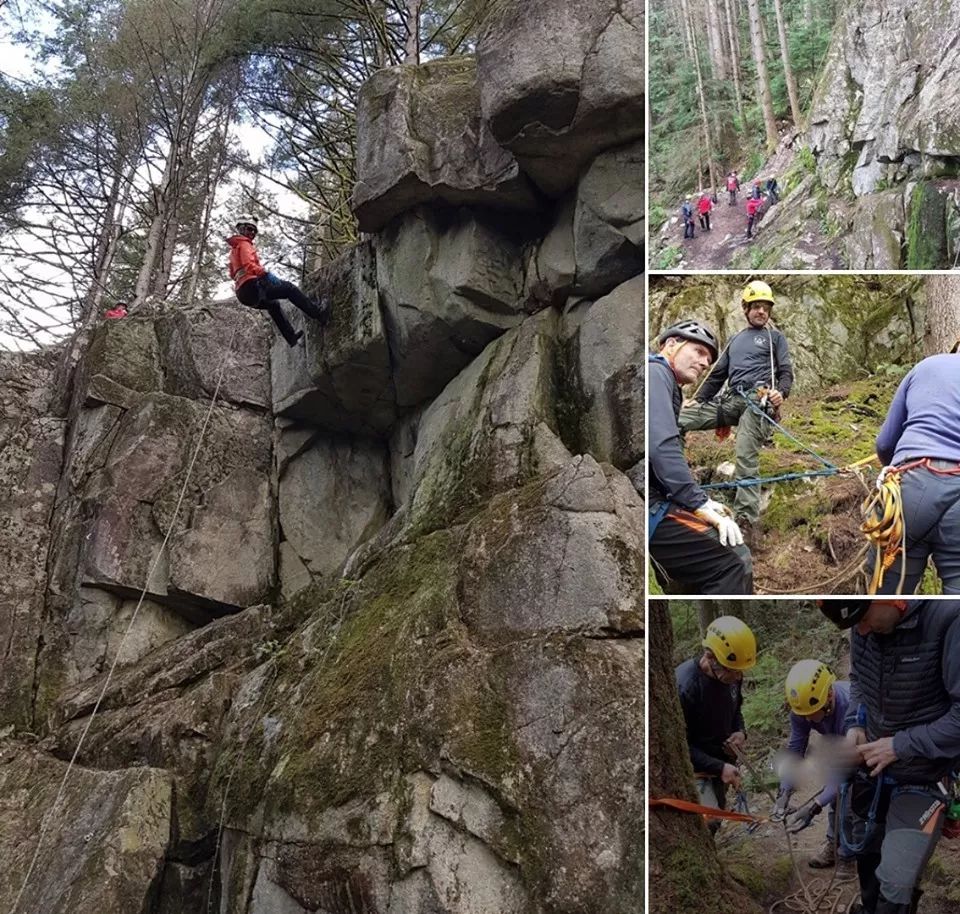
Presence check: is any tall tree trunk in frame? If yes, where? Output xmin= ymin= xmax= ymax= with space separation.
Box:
xmin=723 ymin=0 xmax=746 ymax=127
xmin=772 ymin=0 xmax=801 ymax=126
xmin=678 ymin=0 xmax=696 ymax=60
xmin=924 ymin=276 xmax=960 ymax=356
xmin=804 ymin=0 xmax=814 ymax=24
xmin=404 ymin=0 xmax=421 ymax=63
xmin=649 ymin=600 xmax=764 ymax=914
xmin=746 ymin=0 xmax=778 ymax=153
xmin=689 ymin=21 xmax=720 ymax=193
xmin=705 ymin=0 xmax=728 ymax=79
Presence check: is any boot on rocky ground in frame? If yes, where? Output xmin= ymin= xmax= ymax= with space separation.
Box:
xmin=808 ymin=839 xmax=836 ymax=869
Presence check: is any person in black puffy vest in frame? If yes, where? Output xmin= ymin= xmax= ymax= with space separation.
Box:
xmin=818 ymin=598 xmax=960 ymax=914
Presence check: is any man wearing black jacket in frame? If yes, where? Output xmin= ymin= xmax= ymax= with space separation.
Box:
xmin=819 ymin=599 xmax=960 ymax=914
xmin=648 ymin=320 xmax=753 ymax=594
xmin=678 ymin=280 xmax=794 ymax=545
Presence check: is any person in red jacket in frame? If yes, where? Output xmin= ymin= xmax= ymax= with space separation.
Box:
xmin=746 ymin=195 xmax=763 ymax=239
xmin=698 ymin=192 xmax=713 ymax=231
xmin=227 ymin=214 xmax=329 ymax=346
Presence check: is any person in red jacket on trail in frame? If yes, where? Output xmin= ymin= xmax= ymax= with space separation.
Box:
xmin=698 ymin=192 xmax=713 ymax=231
xmin=227 ymin=214 xmax=330 ymax=346
xmin=726 ymin=172 xmax=739 ymax=206
xmin=746 ymin=195 xmax=763 ymax=239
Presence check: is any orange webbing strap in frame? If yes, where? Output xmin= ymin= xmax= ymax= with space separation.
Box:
xmin=649 ymin=796 xmax=766 ymax=824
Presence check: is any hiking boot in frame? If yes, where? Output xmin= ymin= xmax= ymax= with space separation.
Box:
xmin=836 ymin=856 xmax=857 ymax=879
xmin=808 ymin=839 xmax=836 ymax=869
xmin=736 ymin=516 xmax=759 ymax=551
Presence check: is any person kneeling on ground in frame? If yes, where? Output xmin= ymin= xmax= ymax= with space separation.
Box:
xmin=228 ymin=213 xmax=330 ymax=346
xmin=676 ymin=615 xmax=757 ymax=834
xmin=648 ymin=320 xmax=753 ymax=594
xmin=773 ymin=659 xmax=856 ymax=876
xmin=819 ymin=598 xmax=960 ymax=914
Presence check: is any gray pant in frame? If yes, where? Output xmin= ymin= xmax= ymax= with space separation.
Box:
xmin=697 ymin=776 xmax=727 ymax=836
xmin=867 ymin=463 xmax=960 ymax=594
xmin=678 ymin=390 xmax=771 ymax=523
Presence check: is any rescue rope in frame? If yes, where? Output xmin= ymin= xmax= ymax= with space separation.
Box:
xmin=8 ymin=316 xmax=243 ymax=914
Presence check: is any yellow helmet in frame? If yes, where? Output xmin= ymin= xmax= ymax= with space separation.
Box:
xmin=702 ymin=616 xmax=757 ymax=671
xmin=742 ymin=280 xmax=775 ymax=307
xmin=785 ymin=659 xmax=836 ymax=716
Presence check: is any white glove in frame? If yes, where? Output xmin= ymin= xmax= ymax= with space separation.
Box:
xmin=876 ymin=465 xmax=894 ymax=490
xmin=695 ymin=499 xmax=744 ymax=547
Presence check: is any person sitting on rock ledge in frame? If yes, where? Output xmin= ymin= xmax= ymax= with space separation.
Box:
xmin=648 ymin=319 xmax=753 ymax=595
xmin=227 ymin=214 xmax=330 ymax=346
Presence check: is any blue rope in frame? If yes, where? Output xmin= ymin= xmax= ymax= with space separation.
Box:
xmin=737 ymin=389 xmax=837 ymax=470
xmin=703 ymin=467 xmax=839 ymax=490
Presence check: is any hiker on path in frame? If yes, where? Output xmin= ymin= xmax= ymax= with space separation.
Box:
xmin=766 ymin=176 xmax=780 ymax=206
xmin=698 ymin=192 xmax=713 ymax=232
xmin=746 ymin=195 xmax=763 ymax=238
xmin=727 ymin=172 xmax=740 ymax=206
xmin=676 ymin=615 xmax=757 ymax=832
xmin=773 ymin=660 xmax=857 ymax=876
xmin=648 ymin=320 xmax=753 ymax=595
xmin=228 ymin=214 xmax=330 ymax=347
xmin=867 ymin=346 xmax=960 ymax=593
xmin=819 ymin=598 xmax=960 ymax=914
xmin=678 ymin=280 xmax=794 ymax=549
xmin=681 ymin=196 xmax=696 ymax=240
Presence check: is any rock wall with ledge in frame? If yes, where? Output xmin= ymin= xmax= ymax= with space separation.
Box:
xmin=0 ymin=3 xmax=644 ymax=911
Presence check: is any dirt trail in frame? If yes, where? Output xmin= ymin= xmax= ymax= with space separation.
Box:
xmin=672 ymin=188 xmax=777 ymax=269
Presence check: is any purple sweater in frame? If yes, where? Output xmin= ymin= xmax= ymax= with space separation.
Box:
xmin=876 ymin=354 xmax=960 ymax=465
xmin=779 ymin=680 xmax=851 ymax=807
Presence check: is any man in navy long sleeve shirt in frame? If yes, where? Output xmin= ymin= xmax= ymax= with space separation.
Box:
xmin=678 ymin=280 xmax=794 ymax=542
xmin=870 ymin=352 xmax=960 ymax=593
xmin=648 ymin=320 xmax=753 ymax=594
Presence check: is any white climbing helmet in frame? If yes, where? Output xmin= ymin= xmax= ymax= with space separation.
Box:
xmin=235 ymin=213 xmax=259 ymax=233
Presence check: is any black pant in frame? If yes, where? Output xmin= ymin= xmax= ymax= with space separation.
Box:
xmin=849 ymin=774 xmax=943 ymax=913
xmin=235 ymin=274 xmax=323 ymax=346
xmin=649 ymin=507 xmax=753 ymax=594
xmin=683 ymin=218 xmax=695 ymax=239
xmin=747 ymin=214 xmax=756 ymax=237
xmin=699 ymin=213 xmax=710 ymax=231
xmin=728 ymin=190 xmax=737 ymax=205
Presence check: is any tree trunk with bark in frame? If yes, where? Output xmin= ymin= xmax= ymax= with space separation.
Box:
xmin=723 ymin=0 xmax=746 ymax=127
xmin=924 ymin=276 xmax=960 ymax=356
xmin=404 ymin=0 xmax=421 ymax=64
xmin=649 ymin=600 xmax=764 ymax=914
xmin=772 ymin=0 xmax=801 ymax=126
xmin=746 ymin=0 xmax=778 ymax=152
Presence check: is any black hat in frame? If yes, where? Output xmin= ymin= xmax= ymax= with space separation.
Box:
xmin=816 ymin=599 xmax=871 ymax=630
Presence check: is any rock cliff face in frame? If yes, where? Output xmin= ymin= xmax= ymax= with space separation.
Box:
xmin=0 ymin=3 xmax=644 ymax=912
xmin=736 ymin=0 xmax=960 ymax=270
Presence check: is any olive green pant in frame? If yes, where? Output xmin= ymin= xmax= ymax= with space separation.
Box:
xmin=678 ymin=391 xmax=770 ymax=524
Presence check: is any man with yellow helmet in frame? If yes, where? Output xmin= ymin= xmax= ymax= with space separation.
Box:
xmin=678 ymin=279 xmax=795 ymax=547
xmin=676 ymin=616 xmax=757 ymax=824
xmin=773 ymin=659 xmax=856 ymax=873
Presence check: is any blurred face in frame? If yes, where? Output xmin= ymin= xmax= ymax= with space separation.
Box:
xmin=806 ymin=688 xmax=833 ymax=723
xmin=705 ymin=652 xmax=744 ymax=684
xmin=745 ymin=301 xmax=772 ymax=328
xmin=662 ymin=338 xmax=713 ymax=385
xmin=856 ymin=600 xmax=907 ymax=636
xmin=237 ymin=223 xmax=257 ymax=240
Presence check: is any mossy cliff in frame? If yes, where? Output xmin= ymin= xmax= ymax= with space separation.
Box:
xmin=0 ymin=2 xmax=644 ymax=910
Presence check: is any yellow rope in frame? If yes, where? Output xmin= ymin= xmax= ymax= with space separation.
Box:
xmin=860 ymin=472 xmax=906 ymax=595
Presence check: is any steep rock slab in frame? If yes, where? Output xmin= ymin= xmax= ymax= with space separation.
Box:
xmin=377 ymin=208 xmax=527 ymax=407
xmin=277 ymin=428 xmax=391 ymax=581
xmin=352 ymin=58 xmax=540 ymax=233
xmin=272 ymin=242 xmax=397 ymax=435
xmin=157 ymin=303 xmax=272 ymax=410
xmin=79 ymin=317 xmax=163 ymax=407
xmin=212 ymin=461 xmax=643 ymax=913
xmin=561 ymin=277 xmax=643 ymax=470
xmin=573 ymin=141 xmax=644 ymax=298
xmin=0 ymin=743 xmax=171 ymax=913
xmin=48 ymin=392 xmax=275 ymax=624
xmin=0 ymin=349 xmax=65 ymax=728
xmin=477 ymin=0 xmax=644 ymax=197
xmin=807 ymin=0 xmax=960 ymax=195
xmin=843 ymin=190 xmax=905 ymax=269
xmin=400 ymin=309 xmax=572 ymax=532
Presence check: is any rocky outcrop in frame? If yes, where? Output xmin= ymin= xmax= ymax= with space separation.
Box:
xmin=478 ymin=0 xmax=644 ymax=197
xmin=0 ymin=6 xmax=644 ymax=910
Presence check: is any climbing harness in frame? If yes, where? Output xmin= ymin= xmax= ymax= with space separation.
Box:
xmin=861 ymin=457 xmax=960 ymax=594
xmin=8 ymin=317 xmax=243 ymax=914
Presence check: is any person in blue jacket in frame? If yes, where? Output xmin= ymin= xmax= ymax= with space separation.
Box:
xmin=869 ymin=346 xmax=960 ymax=593
xmin=772 ymin=659 xmax=856 ymax=873
xmin=648 ymin=319 xmax=753 ymax=594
